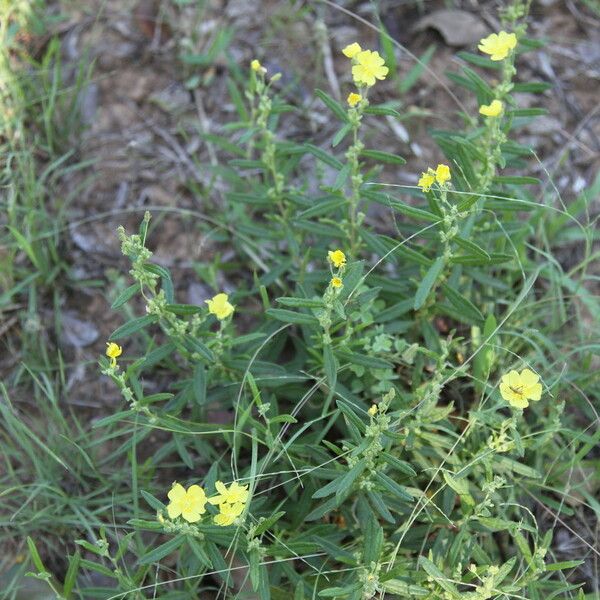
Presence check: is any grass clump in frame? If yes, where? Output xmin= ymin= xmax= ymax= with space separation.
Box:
xmin=1 ymin=0 xmax=599 ymax=598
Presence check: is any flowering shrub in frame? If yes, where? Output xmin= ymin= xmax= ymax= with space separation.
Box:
xmin=35 ymin=1 xmax=593 ymax=598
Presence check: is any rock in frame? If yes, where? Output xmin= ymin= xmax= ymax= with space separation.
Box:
xmin=61 ymin=312 xmax=100 ymax=348
xmin=415 ymin=9 xmax=488 ymax=47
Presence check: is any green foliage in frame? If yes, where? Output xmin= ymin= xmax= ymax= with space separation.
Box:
xmin=2 ymin=0 xmax=599 ymax=599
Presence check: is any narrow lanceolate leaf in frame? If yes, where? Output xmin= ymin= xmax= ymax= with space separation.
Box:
xmin=254 ymin=511 xmax=286 ymax=536
xmin=414 ymin=256 xmax=445 ymax=310
xmin=441 ymin=284 xmax=484 ymax=323
xmin=315 ymin=89 xmax=350 ymax=122
xmin=304 ymin=143 xmax=344 ymax=170
xmin=111 ymin=283 xmax=141 ymax=309
xmin=138 ymin=535 xmax=185 ymax=565
xmin=276 ymin=297 xmax=325 ymax=308
xmin=492 ymin=175 xmax=541 ymax=185
xmin=335 ymin=459 xmax=366 ymax=502
xmin=418 ymin=556 xmax=461 ymax=599
xmin=335 ymin=350 xmax=392 ymax=370
xmin=323 ymin=343 xmax=337 ymax=390
xmin=376 ymin=472 xmax=413 ymax=502
xmin=266 ymin=308 xmax=320 ymax=326
xmin=452 ymin=236 xmax=490 ymax=260
xmin=109 ymin=315 xmax=157 ymax=340
xmin=361 ymin=149 xmax=406 ymax=165
xmin=183 ymin=334 xmax=215 ymax=362
xmin=449 ymin=252 xmax=513 ymax=266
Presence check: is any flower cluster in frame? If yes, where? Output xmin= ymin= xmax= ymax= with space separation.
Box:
xmin=417 ymin=164 xmax=451 ymax=192
xmin=328 ymin=249 xmax=346 ymax=290
xmin=208 ymin=481 xmax=250 ymax=526
xmin=342 ymin=42 xmax=388 ymax=88
xmin=478 ymin=31 xmax=517 ymax=61
xmin=499 ymin=368 xmax=542 ymax=409
xmin=165 ymin=480 xmax=250 ymax=527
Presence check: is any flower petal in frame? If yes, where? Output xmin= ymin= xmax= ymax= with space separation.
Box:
xmin=182 ymin=508 xmax=202 ymax=523
xmin=167 ymin=502 xmax=182 ymax=519
xmin=525 ymin=382 xmax=542 ymax=402
xmin=168 ymin=483 xmax=186 ymax=502
xmin=520 ymin=368 xmax=539 ymax=387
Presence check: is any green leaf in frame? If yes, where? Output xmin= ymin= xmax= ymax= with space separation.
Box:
xmin=183 ymin=334 xmax=215 ymax=362
xmin=323 ymin=343 xmax=337 ymax=390
xmin=319 ymin=587 xmax=356 ymax=598
xmin=399 ymin=44 xmax=436 ymax=94
xmin=63 ymin=551 xmax=81 ymax=597
xmin=109 ymin=315 xmax=157 ymax=340
xmin=111 ymin=284 xmax=140 ymax=309
xmin=304 ymin=143 xmax=343 ymax=170
xmin=254 ymin=511 xmax=286 ymax=536
xmin=492 ymin=175 xmax=541 ymax=185
xmin=315 ymin=89 xmax=350 ymax=123
xmin=452 ymin=236 xmax=490 ymax=260
xmin=165 ymin=303 xmax=203 ymax=315
xmin=140 ymin=490 xmax=166 ymax=512
xmin=193 ymin=364 xmax=207 ymax=405
xmin=441 ymin=284 xmax=484 ymax=323
xmin=363 ymin=513 xmax=383 ymax=563
xmin=296 ymin=197 xmax=346 ymax=220
xmin=139 ymin=535 xmax=185 ymax=565
xmin=512 ymin=81 xmax=552 ymax=93
xmin=312 ymin=476 xmax=343 ymax=499
xmin=418 ymin=556 xmax=461 ymax=599
xmin=382 ymin=580 xmax=429 ymax=596
xmin=366 ymin=491 xmax=395 ymax=523
xmin=363 ymin=105 xmax=401 ymax=117
xmin=127 ymin=519 xmax=164 ymax=531
xmin=414 ymin=256 xmax=445 ymax=310
xmin=276 ymin=297 xmax=325 ymax=308
xmin=332 ymin=123 xmax=353 ymax=147
xmin=335 ymin=459 xmax=366 ymax=502
xmin=361 ymin=149 xmax=406 ymax=165
xmin=450 ymin=253 xmax=513 ymax=266
xmin=509 ymin=107 xmax=548 ymax=117
xmin=375 ymin=472 xmax=413 ymax=501
xmin=382 ymin=453 xmax=417 ymax=476
xmin=335 ymin=350 xmax=392 ymax=370
xmin=456 ymin=51 xmax=502 ymax=70
xmin=266 ymin=308 xmax=320 ymax=326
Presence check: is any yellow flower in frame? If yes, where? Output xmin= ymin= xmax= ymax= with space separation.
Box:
xmin=342 ymin=42 xmax=362 ymax=59
xmin=435 ymin=164 xmax=451 ymax=185
xmin=328 ymin=249 xmax=346 ymax=269
xmin=208 ymin=480 xmax=249 ymax=506
xmin=105 ymin=342 xmax=122 ymax=368
xmin=368 ymin=404 xmax=378 ymax=417
xmin=478 ymin=31 xmax=517 ymax=61
xmin=166 ymin=483 xmax=207 ymax=523
xmin=331 ymin=277 xmax=343 ymax=289
xmin=206 ymin=293 xmax=234 ymax=320
xmin=479 ymin=99 xmax=503 ymax=117
xmin=352 ymin=50 xmax=389 ymax=87
xmin=214 ymin=502 xmax=245 ymax=526
xmin=499 ymin=368 xmax=542 ymax=409
xmin=418 ymin=170 xmax=436 ymax=192
xmin=347 ymin=92 xmax=362 ymax=107
xmin=251 ymin=59 xmax=266 ymax=74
